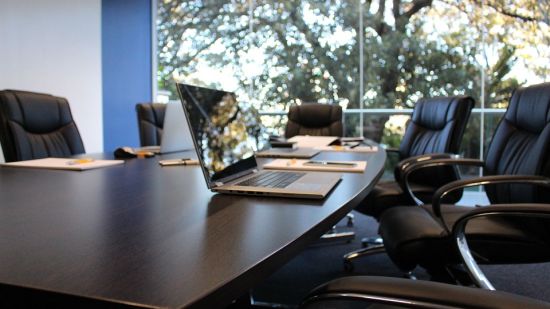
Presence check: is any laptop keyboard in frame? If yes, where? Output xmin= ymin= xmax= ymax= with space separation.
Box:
xmin=236 ymin=171 xmax=305 ymax=188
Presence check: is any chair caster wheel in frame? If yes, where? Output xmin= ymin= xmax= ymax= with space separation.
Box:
xmin=344 ymin=260 xmax=354 ymax=272
xmin=346 ymin=214 xmax=354 ymax=227
xmin=403 ymin=272 xmax=417 ymax=280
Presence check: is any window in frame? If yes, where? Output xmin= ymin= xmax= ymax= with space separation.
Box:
xmin=156 ymin=0 xmax=550 ymax=173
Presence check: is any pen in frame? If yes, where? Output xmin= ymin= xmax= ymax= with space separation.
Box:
xmin=159 ymin=158 xmax=197 ymax=166
xmin=66 ymin=158 xmax=95 ymax=165
xmin=286 ymin=158 xmax=297 ymax=166
xmin=174 ymin=158 xmax=192 ymax=162
xmin=303 ymin=160 xmax=357 ymax=167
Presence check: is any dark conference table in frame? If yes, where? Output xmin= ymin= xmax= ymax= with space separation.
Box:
xmin=0 ymin=148 xmax=385 ymax=308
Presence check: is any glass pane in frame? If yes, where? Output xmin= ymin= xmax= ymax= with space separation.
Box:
xmin=157 ymin=1 xmax=250 ymax=100
xmin=359 ymin=1 xmax=481 ymax=139
xmin=155 ymin=1 xmax=548 ymax=183
xmin=249 ymin=0 xmax=360 ymax=113
xmin=343 ymin=111 xmax=361 ymax=137
xmin=458 ymin=111 xmax=505 ymax=179
xmin=260 ymin=113 xmax=286 ymax=137
xmin=379 ymin=113 xmax=410 ymax=180
xmin=459 ymin=112 xmax=481 ymax=178
xmin=475 ymin=2 xmax=550 ymax=108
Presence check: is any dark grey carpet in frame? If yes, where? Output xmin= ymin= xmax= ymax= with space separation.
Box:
xmin=252 ymin=211 xmax=550 ymax=306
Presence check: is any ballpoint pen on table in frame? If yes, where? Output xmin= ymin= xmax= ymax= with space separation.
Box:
xmin=303 ymin=160 xmax=357 ymax=168
xmin=159 ymin=158 xmax=198 ymax=166
xmin=66 ymin=158 xmax=95 ymax=165
xmin=348 ymin=142 xmax=361 ymax=149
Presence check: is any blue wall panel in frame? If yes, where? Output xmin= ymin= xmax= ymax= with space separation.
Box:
xmin=102 ymin=0 xmax=152 ymax=151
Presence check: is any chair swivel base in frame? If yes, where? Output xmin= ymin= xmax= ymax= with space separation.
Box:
xmin=342 ymin=244 xmax=385 ymax=272
xmin=345 ymin=213 xmax=354 ymax=227
xmin=361 ymin=236 xmax=383 ymax=247
xmin=317 ymin=214 xmax=356 ymax=244
xmin=320 ymin=230 xmax=355 ymax=243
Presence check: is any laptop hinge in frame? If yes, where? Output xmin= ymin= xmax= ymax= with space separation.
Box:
xmin=212 ymin=168 xmax=258 ymax=187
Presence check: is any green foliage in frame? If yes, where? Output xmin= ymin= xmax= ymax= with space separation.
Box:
xmin=156 ymin=0 xmax=548 ymax=143
xmin=158 ymin=1 xmax=482 ymax=108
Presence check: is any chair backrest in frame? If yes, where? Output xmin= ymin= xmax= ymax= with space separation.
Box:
xmin=399 ymin=96 xmax=475 ymax=159
xmin=285 ymin=103 xmax=343 ymax=138
xmin=484 ymin=82 xmax=550 ymax=204
xmin=399 ymin=96 xmax=475 ymax=189
xmin=135 ymin=103 xmax=166 ymax=146
xmin=0 ymin=90 xmax=85 ymax=162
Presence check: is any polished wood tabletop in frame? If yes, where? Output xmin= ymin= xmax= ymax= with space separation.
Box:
xmin=0 ymin=148 xmax=385 ymax=308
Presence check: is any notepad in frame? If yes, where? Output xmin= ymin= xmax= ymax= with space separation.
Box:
xmin=263 ymin=159 xmax=366 ymax=173
xmin=1 ymin=158 xmax=124 ymax=171
xmin=287 ymin=135 xmax=339 ymax=148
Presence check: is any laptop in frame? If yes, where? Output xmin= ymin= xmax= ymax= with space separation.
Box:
xmin=176 ymin=83 xmax=341 ymax=199
xmin=137 ymin=102 xmax=194 ymax=154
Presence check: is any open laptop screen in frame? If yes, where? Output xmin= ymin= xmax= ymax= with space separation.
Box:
xmin=177 ymin=83 xmax=269 ymax=184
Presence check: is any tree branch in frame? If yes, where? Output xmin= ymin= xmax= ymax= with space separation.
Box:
xmin=374 ymin=0 xmax=388 ymax=35
xmin=485 ymin=0 xmax=537 ymax=22
xmin=404 ymin=0 xmax=433 ymax=19
xmin=393 ymin=0 xmax=401 ymax=18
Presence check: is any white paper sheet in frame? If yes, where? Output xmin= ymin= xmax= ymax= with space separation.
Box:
xmin=263 ymin=159 xmax=366 ymax=173
xmin=1 ymin=158 xmax=124 ymax=171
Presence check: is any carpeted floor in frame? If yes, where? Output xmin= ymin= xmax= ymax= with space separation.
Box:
xmin=252 ymin=211 xmax=550 ymax=306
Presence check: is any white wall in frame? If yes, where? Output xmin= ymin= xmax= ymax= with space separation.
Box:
xmin=0 ymin=0 xmax=103 ymax=153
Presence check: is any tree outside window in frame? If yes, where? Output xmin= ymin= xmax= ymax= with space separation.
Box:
xmin=157 ymin=0 xmax=549 ymax=160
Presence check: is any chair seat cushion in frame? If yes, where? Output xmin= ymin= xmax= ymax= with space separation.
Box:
xmin=303 ymin=276 xmax=550 ymax=309
xmin=355 ymin=181 xmax=439 ymax=218
xmin=379 ymin=205 xmax=550 ymax=271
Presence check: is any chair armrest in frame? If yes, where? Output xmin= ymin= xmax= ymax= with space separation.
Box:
xmin=394 ymin=153 xmax=459 ymax=184
xmin=452 ymin=203 xmax=550 ymax=290
xmin=431 ymin=175 xmax=550 ymax=228
xmin=398 ymin=157 xmax=484 ymax=205
xmin=301 ymin=276 xmax=550 ymax=308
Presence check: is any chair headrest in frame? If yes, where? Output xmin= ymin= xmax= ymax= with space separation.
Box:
xmin=288 ymin=103 xmax=342 ymax=127
xmin=505 ymin=82 xmax=550 ymax=134
xmin=1 ymin=90 xmax=74 ymax=133
xmin=136 ymin=103 xmax=166 ymax=127
xmin=412 ymin=96 xmax=475 ymax=130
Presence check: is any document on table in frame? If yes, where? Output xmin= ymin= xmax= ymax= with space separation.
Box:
xmin=263 ymin=159 xmax=366 ymax=173
xmin=287 ymin=135 xmax=339 ymax=148
xmin=0 ymin=158 xmax=124 ymax=171
xmin=314 ymin=145 xmax=378 ymax=153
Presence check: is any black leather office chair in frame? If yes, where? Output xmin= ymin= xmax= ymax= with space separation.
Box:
xmin=357 ymin=95 xmax=475 ymax=218
xmin=285 ymin=103 xmax=343 ymax=138
xmin=135 ymin=103 xmax=166 ymax=146
xmin=0 ymin=90 xmax=85 ymax=162
xmin=344 ymin=96 xmax=474 ymax=270
xmin=301 ymin=275 xmax=550 ymax=308
xmin=284 ymin=102 xmax=354 ymax=240
xmin=377 ymin=82 xmax=550 ymax=286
